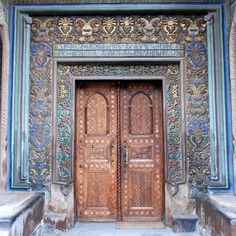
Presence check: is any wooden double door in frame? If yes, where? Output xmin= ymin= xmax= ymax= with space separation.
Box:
xmin=75 ymin=81 xmax=164 ymax=222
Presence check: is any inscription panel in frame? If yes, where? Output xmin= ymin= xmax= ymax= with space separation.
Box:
xmin=53 ymin=43 xmax=185 ymax=57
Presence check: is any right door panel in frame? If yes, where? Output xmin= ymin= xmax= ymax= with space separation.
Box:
xmin=120 ymin=81 xmax=164 ymax=221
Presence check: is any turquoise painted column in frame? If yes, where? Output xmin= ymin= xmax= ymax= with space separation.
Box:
xmin=11 ymin=13 xmax=32 ymax=188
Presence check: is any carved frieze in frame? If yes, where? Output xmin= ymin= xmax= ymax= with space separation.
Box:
xmin=30 ymin=15 xmax=209 ymax=196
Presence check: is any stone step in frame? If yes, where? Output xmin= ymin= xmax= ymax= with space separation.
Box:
xmin=0 ymin=192 xmax=44 ymax=236
xmin=196 ymin=194 xmax=236 ymax=236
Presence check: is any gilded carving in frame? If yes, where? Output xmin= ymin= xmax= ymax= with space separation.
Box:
xmin=102 ymin=17 xmax=118 ymax=37
xmin=180 ymin=17 xmax=206 ymax=42
xmin=136 ymin=17 xmax=162 ymax=42
xmin=163 ymin=17 xmax=179 ymax=42
xmin=58 ymin=17 xmax=74 ymax=41
xmin=30 ymin=15 xmax=210 ymax=196
xmin=32 ymin=18 xmax=55 ymax=43
xmin=75 ymin=18 xmax=100 ymax=42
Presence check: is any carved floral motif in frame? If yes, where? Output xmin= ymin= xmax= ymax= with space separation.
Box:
xmin=56 ymin=63 xmax=183 ymax=185
xmin=30 ymin=15 xmax=209 ymax=196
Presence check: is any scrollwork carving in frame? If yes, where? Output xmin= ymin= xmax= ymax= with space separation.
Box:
xmin=29 ymin=15 xmax=209 ymax=197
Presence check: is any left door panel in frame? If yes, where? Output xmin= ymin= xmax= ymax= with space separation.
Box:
xmin=75 ymin=82 xmax=118 ymax=221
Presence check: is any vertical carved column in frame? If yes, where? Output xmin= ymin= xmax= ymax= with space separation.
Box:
xmin=205 ymin=12 xmax=228 ymax=189
xmin=10 ymin=13 xmax=32 ymax=188
xmin=205 ymin=13 xmax=218 ymax=182
xmin=116 ymin=83 xmax=122 ymax=221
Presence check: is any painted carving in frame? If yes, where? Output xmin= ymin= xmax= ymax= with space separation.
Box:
xmin=120 ymin=17 xmax=135 ymax=42
xmin=102 ymin=17 xmax=118 ymax=37
xmin=30 ymin=15 xmax=209 ymax=197
xmin=166 ymin=79 xmax=183 ymax=183
xmin=163 ymin=17 xmax=179 ymax=42
xmin=56 ymin=64 xmax=183 ymax=189
xmin=136 ymin=17 xmax=162 ymax=42
xmin=32 ymin=18 xmax=55 ymax=43
xmin=186 ymin=43 xmax=207 ymax=68
xmin=180 ymin=17 xmax=206 ymax=42
xmin=30 ymin=124 xmax=50 ymax=151
xmin=188 ymin=122 xmax=209 ymax=149
xmin=58 ymin=17 xmax=74 ymax=41
xmin=75 ymin=18 xmax=100 ymax=42
xmin=31 ymin=43 xmax=51 ymax=68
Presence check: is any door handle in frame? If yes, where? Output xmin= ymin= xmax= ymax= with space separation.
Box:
xmin=110 ymin=143 xmax=114 ymax=164
xmin=124 ymin=143 xmax=129 ymax=166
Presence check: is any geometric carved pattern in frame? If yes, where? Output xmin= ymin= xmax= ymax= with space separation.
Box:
xmin=87 ymin=145 xmax=107 ymax=160
xmin=86 ymin=93 xmax=108 ymax=135
xmin=75 ymin=83 xmax=117 ymax=220
xmin=56 ymin=64 xmax=183 ymax=192
xmin=131 ymin=146 xmax=152 ymax=160
xmin=130 ymin=172 xmax=152 ymax=207
xmin=130 ymin=92 xmax=152 ymax=135
xmin=87 ymin=172 xmax=108 ymax=207
xmin=30 ymin=15 xmax=209 ymax=197
xmin=121 ymin=82 xmax=163 ymax=220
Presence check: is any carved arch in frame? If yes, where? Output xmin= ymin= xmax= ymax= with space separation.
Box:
xmin=85 ymin=92 xmax=109 ymax=135
xmin=129 ymin=92 xmax=153 ymax=135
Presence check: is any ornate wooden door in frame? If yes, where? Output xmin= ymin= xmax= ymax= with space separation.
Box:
xmin=120 ymin=82 xmax=164 ymax=221
xmin=75 ymin=82 xmax=118 ymax=221
xmin=75 ymin=81 xmax=164 ymax=222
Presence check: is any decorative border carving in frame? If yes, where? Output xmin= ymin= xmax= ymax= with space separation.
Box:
xmin=55 ymin=63 xmax=183 ymax=186
xmin=28 ymin=14 xmax=210 ymax=196
xmin=10 ymin=3 xmax=231 ymax=196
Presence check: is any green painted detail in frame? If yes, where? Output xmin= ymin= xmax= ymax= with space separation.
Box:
xmin=206 ymin=11 xmax=228 ymax=189
xmin=10 ymin=3 xmax=229 ymax=191
xmin=12 ymin=4 xmax=223 ymax=15
xmin=207 ymin=14 xmax=218 ymax=181
xmin=10 ymin=0 xmax=225 ymax=3
xmin=11 ymin=14 xmax=32 ymax=189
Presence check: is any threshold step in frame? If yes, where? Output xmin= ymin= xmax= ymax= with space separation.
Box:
xmin=116 ymin=221 xmax=165 ymax=229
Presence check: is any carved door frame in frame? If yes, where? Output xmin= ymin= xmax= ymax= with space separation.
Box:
xmin=52 ymin=57 xmax=185 ymax=224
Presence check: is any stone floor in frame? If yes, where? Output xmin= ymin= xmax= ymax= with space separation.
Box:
xmin=44 ymin=223 xmax=200 ymax=236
